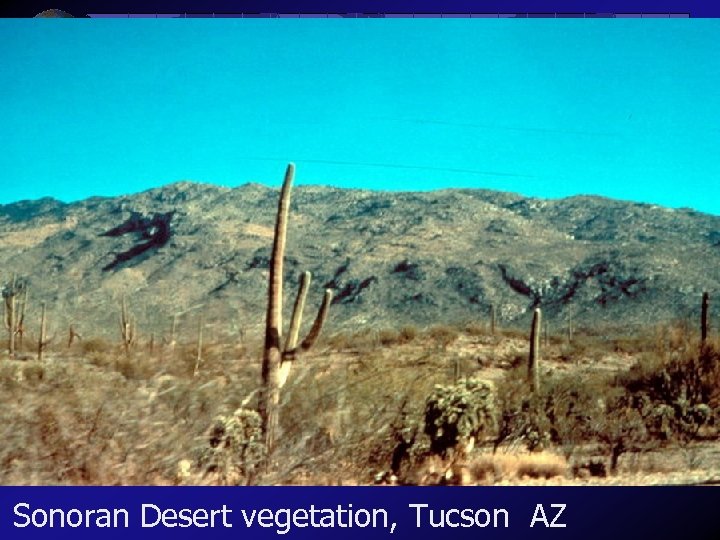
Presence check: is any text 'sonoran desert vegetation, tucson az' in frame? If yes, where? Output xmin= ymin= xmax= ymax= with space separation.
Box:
xmin=1 ymin=164 xmax=719 ymax=486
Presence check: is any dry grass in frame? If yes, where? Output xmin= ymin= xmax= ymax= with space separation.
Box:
xmin=406 ymin=451 xmax=568 ymax=485
xmin=1 ymin=320 xmax=718 ymax=485
xmin=473 ymin=452 xmax=569 ymax=482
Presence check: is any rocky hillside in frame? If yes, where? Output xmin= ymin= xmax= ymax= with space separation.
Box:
xmin=1 ymin=181 xmax=718 ymax=342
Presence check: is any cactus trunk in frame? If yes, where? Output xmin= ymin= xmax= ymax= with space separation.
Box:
xmin=38 ymin=303 xmax=47 ymax=362
xmin=170 ymin=314 xmax=177 ymax=349
xmin=4 ymin=274 xmax=17 ymax=357
xmin=194 ymin=311 xmax=204 ymax=377
xmin=528 ymin=307 xmax=541 ymax=393
xmin=701 ymin=292 xmax=709 ymax=343
xmin=120 ymin=294 xmax=135 ymax=355
xmin=16 ymin=285 xmax=27 ymax=350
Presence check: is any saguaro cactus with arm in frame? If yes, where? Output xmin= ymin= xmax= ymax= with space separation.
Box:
xmin=259 ymin=164 xmax=334 ymax=452
xmin=3 ymin=275 xmax=24 ymax=357
xmin=260 ymin=164 xmax=295 ymax=451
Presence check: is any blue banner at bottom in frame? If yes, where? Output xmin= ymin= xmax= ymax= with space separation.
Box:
xmin=1 ymin=487 xmax=718 ymax=539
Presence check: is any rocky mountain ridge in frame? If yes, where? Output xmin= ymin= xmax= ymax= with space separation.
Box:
xmin=1 ymin=181 xmax=718 ymax=342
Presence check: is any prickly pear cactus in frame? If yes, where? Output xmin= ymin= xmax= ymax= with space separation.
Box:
xmin=198 ymin=408 xmax=266 ymax=485
xmin=423 ymin=377 xmax=496 ymax=456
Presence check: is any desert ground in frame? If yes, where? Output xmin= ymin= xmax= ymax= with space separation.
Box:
xmin=1 ymin=317 xmax=718 ymax=486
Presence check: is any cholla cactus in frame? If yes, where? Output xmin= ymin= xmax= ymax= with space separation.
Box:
xmin=424 ymin=377 xmax=496 ymax=457
xmin=198 ymin=408 xmax=266 ymax=485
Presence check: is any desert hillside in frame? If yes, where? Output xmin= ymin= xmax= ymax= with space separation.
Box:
xmin=0 ymin=181 xmax=718 ymax=341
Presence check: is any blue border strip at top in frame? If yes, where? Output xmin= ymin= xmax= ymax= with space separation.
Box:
xmin=4 ymin=0 xmax=720 ymax=17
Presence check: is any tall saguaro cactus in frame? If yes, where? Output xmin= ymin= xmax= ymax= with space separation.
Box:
xmin=490 ymin=304 xmax=496 ymax=335
xmin=3 ymin=275 xmax=25 ymax=357
xmin=37 ymin=302 xmax=52 ymax=362
xmin=193 ymin=311 xmax=204 ymax=377
xmin=701 ymin=292 xmax=709 ymax=343
xmin=528 ymin=307 xmax=542 ymax=394
xmin=3 ymin=276 xmax=17 ymax=356
xmin=260 ymin=164 xmax=294 ymax=451
xmin=119 ymin=294 xmax=136 ymax=355
xmin=16 ymin=285 xmax=28 ymax=350
xmin=260 ymin=164 xmax=334 ymax=452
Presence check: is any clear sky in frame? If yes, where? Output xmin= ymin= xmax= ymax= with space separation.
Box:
xmin=1 ymin=20 xmax=719 ymax=214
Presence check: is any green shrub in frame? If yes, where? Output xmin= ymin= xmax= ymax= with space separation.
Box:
xmin=198 ymin=408 xmax=266 ymax=485
xmin=423 ymin=377 xmax=496 ymax=456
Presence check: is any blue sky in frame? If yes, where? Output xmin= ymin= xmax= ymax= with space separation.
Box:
xmin=1 ymin=20 xmax=719 ymax=214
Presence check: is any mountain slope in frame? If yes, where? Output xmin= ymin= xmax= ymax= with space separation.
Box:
xmin=0 ymin=182 xmax=718 ymax=341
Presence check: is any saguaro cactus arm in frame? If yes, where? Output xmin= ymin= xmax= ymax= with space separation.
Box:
xmin=278 ymin=271 xmax=311 ymax=388
xmin=68 ymin=325 xmax=81 ymax=348
xmin=284 ymin=271 xmax=311 ymax=355
xmin=300 ymin=289 xmax=333 ymax=352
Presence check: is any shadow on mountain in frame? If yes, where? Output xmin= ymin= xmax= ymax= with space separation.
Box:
xmin=100 ymin=211 xmax=174 ymax=271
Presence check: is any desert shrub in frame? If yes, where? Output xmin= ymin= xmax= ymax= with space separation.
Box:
xmin=591 ymin=394 xmax=649 ymax=471
xmin=424 ymin=377 xmax=496 ymax=457
xmin=494 ymin=381 xmax=552 ymax=453
xmin=326 ymin=328 xmax=381 ymax=351
xmin=499 ymin=328 xmax=526 ymax=340
xmin=398 ymin=326 xmax=418 ymax=344
xmin=464 ymin=322 xmax=485 ymax=337
xmin=378 ymin=329 xmax=400 ymax=346
xmin=621 ymin=345 xmax=720 ymax=408
xmin=326 ymin=332 xmax=350 ymax=350
xmin=405 ymin=451 xmax=568 ymax=485
xmin=541 ymin=377 xmax=607 ymax=456
xmin=197 ymin=408 xmax=266 ymax=485
xmin=512 ymin=452 xmax=568 ymax=479
xmin=81 ymin=338 xmax=113 ymax=354
xmin=425 ymin=325 xmax=460 ymax=348
xmin=666 ymin=319 xmax=693 ymax=351
xmin=557 ymin=335 xmax=606 ymax=364
xmin=467 ymin=451 xmax=568 ymax=482
xmin=618 ymin=344 xmax=719 ymax=443
xmin=385 ymin=401 xmax=428 ymax=479
xmin=493 ymin=368 xmax=641 ymax=469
